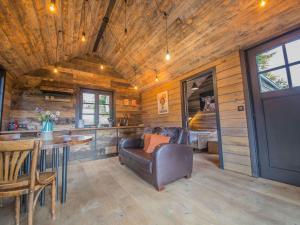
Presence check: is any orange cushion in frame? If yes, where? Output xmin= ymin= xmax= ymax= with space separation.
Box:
xmin=143 ymin=134 xmax=152 ymax=151
xmin=144 ymin=134 xmax=170 ymax=153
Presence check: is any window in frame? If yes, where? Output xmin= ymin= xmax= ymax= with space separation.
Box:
xmin=79 ymin=89 xmax=113 ymax=127
xmin=256 ymin=38 xmax=300 ymax=93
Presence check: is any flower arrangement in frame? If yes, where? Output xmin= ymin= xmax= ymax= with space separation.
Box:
xmin=35 ymin=107 xmax=60 ymax=132
xmin=35 ymin=107 xmax=60 ymax=122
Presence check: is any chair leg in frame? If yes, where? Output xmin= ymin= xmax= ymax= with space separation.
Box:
xmin=27 ymin=191 xmax=34 ymax=225
xmin=15 ymin=196 xmax=20 ymax=225
xmin=51 ymin=179 xmax=56 ymax=220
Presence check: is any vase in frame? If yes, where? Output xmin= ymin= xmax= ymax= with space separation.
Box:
xmin=41 ymin=120 xmax=54 ymax=140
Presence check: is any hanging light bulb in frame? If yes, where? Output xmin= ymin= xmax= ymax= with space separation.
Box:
xmin=81 ymin=32 xmax=86 ymax=42
xmin=134 ymin=85 xmax=138 ymax=90
xmin=49 ymin=0 xmax=56 ymax=13
xmin=53 ymin=65 xmax=58 ymax=73
xmin=100 ymin=64 xmax=104 ymax=70
xmin=155 ymin=71 xmax=159 ymax=82
xmin=124 ymin=0 xmax=128 ymax=35
xmin=165 ymin=50 xmax=171 ymax=61
xmin=259 ymin=0 xmax=266 ymax=7
xmin=164 ymin=12 xmax=171 ymax=61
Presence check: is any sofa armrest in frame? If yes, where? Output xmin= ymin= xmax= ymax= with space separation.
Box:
xmin=119 ymin=137 xmax=143 ymax=149
xmin=152 ymin=144 xmax=193 ymax=189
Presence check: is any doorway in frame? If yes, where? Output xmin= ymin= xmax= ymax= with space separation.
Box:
xmin=247 ymin=29 xmax=300 ymax=186
xmin=181 ymin=69 xmax=223 ymax=168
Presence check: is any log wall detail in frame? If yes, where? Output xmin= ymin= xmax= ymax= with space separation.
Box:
xmin=5 ymin=58 xmax=142 ymax=130
xmin=141 ymin=51 xmax=252 ymax=176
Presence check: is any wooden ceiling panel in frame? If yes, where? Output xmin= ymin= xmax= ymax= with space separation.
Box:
xmin=0 ymin=0 xmax=109 ymax=76
xmin=96 ymin=0 xmax=300 ymax=90
xmin=0 ymin=0 xmax=300 ymax=91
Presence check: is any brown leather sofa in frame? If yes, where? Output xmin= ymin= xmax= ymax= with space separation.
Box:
xmin=119 ymin=127 xmax=193 ymax=191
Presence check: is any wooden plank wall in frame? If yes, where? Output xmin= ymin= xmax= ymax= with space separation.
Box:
xmin=1 ymin=72 xmax=13 ymax=130
xmin=7 ymin=65 xmax=142 ymax=130
xmin=141 ymin=51 xmax=252 ymax=176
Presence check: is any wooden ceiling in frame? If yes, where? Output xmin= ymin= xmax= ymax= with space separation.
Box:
xmin=1 ymin=0 xmax=300 ymax=90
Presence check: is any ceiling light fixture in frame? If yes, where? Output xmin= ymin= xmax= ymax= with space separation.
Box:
xmin=100 ymin=64 xmax=104 ymax=70
xmin=53 ymin=65 xmax=58 ymax=73
xmin=81 ymin=0 xmax=88 ymax=43
xmin=259 ymin=0 xmax=266 ymax=7
xmin=49 ymin=0 xmax=56 ymax=13
xmin=164 ymin=12 xmax=171 ymax=61
xmin=155 ymin=70 xmax=159 ymax=82
xmin=191 ymin=82 xmax=198 ymax=91
xmin=124 ymin=0 xmax=128 ymax=34
xmin=81 ymin=32 xmax=86 ymax=42
xmin=53 ymin=30 xmax=62 ymax=73
xmin=133 ymin=66 xmax=138 ymax=90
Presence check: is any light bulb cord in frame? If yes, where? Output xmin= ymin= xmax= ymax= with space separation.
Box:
xmin=165 ymin=12 xmax=168 ymax=52
xmin=124 ymin=0 xmax=127 ymax=34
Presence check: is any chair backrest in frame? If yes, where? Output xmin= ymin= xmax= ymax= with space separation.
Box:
xmin=0 ymin=139 xmax=40 ymax=188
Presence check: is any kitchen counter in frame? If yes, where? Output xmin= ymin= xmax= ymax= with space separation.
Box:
xmin=0 ymin=125 xmax=145 ymax=162
xmin=0 ymin=125 xmax=144 ymax=134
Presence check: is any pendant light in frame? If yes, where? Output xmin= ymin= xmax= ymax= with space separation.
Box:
xmin=191 ymin=82 xmax=198 ymax=91
xmin=53 ymin=30 xmax=62 ymax=73
xmin=100 ymin=32 xmax=105 ymax=70
xmin=164 ymin=12 xmax=171 ymax=61
xmin=53 ymin=65 xmax=58 ymax=73
xmin=81 ymin=0 xmax=88 ymax=43
xmin=124 ymin=0 xmax=128 ymax=34
xmin=49 ymin=0 xmax=56 ymax=13
xmin=259 ymin=0 xmax=266 ymax=7
xmin=155 ymin=70 xmax=159 ymax=82
xmin=133 ymin=66 xmax=138 ymax=90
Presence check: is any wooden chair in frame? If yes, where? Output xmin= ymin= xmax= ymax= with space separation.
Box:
xmin=0 ymin=139 xmax=56 ymax=225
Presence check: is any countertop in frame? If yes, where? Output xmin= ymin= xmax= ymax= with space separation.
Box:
xmin=0 ymin=125 xmax=145 ymax=134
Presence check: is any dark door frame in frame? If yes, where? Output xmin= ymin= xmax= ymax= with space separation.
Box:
xmin=241 ymin=27 xmax=300 ymax=178
xmin=180 ymin=67 xmax=224 ymax=169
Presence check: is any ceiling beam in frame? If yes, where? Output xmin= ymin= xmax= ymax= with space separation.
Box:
xmin=92 ymin=0 xmax=117 ymax=52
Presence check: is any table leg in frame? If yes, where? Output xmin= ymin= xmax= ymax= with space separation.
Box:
xmin=39 ymin=149 xmax=46 ymax=206
xmin=61 ymin=146 xmax=69 ymax=204
xmin=52 ymin=148 xmax=60 ymax=201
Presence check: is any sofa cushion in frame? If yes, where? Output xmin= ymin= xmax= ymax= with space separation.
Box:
xmin=119 ymin=148 xmax=153 ymax=174
xmin=160 ymin=127 xmax=181 ymax=144
xmin=143 ymin=134 xmax=152 ymax=151
xmin=144 ymin=134 xmax=170 ymax=153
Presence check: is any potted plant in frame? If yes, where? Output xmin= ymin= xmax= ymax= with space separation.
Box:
xmin=35 ymin=107 xmax=60 ymax=140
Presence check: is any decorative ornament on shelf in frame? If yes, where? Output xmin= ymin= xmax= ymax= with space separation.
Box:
xmin=35 ymin=107 xmax=60 ymax=140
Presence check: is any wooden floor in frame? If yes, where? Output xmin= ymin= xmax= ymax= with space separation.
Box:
xmin=1 ymin=153 xmax=300 ymax=225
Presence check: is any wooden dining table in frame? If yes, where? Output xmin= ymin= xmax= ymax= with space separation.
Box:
xmin=40 ymin=135 xmax=93 ymax=204
xmin=0 ymin=134 xmax=93 ymax=205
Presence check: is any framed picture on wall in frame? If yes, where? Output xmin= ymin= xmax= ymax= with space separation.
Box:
xmin=157 ymin=91 xmax=169 ymax=114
